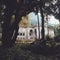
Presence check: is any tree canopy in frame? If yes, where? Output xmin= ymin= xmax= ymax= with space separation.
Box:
xmin=0 ymin=0 xmax=60 ymax=47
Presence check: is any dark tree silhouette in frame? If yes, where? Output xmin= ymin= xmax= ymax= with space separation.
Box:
xmin=0 ymin=0 xmax=45 ymax=47
xmin=1 ymin=0 xmax=20 ymax=47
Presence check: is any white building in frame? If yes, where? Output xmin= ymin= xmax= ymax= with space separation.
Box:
xmin=17 ymin=26 xmax=35 ymax=40
xmin=34 ymin=25 xmax=55 ymax=39
xmin=16 ymin=25 xmax=55 ymax=41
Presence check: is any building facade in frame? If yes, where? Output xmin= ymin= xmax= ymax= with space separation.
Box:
xmin=16 ymin=25 xmax=55 ymax=41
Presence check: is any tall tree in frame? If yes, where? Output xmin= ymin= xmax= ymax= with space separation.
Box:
xmin=0 ymin=0 xmax=34 ymax=47
xmin=1 ymin=0 xmax=59 ymax=47
xmin=0 ymin=0 xmax=19 ymax=47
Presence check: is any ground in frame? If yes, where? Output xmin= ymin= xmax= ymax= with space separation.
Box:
xmin=0 ymin=43 xmax=60 ymax=60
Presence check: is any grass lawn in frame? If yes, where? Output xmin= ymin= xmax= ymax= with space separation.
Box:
xmin=0 ymin=43 xmax=60 ymax=60
xmin=0 ymin=37 xmax=60 ymax=60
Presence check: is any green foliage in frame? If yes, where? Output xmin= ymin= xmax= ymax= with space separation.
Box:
xmin=0 ymin=44 xmax=36 ymax=60
xmin=56 ymin=29 xmax=60 ymax=36
xmin=0 ymin=43 xmax=60 ymax=60
xmin=0 ymin=5 xmax=3 ymax=22
xmin=55 ymin=25 xmax=60 ymax=36
xmin=0 ymin=24 xmax=2 ymax=33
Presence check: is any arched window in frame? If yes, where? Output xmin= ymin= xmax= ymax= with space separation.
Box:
xmin=29 ymin=29 xmax=33 ymax=36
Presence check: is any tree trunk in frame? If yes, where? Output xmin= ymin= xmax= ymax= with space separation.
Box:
xmin=37 ymin=13 xmax=40 ymax=39
xmin=2 ymin=9 xmax=15 ymax=47
xmin=1 ymin=0 xmax=18 ymax=47
xmin=40 ymin=0 xmax=45 ymax=40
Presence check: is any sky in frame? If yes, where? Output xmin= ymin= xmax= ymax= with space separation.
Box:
xmin=48 ymin=15 xmax=59 ymax=26
xmin=28 ymin=12 xmax=41 ymax=25
xmin=28 ymin=12 xmax=59 ymax=27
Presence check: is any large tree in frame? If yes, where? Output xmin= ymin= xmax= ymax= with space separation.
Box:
xmin=0 ymin=0 xmax=22 ymax=47
xmin=1 ymin=0 xmax=59 ymax=47
xmin=0 ymin=0 xmax=40 ymax=47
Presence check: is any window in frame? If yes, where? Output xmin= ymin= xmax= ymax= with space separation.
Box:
xmin=23 ymin=33 xmax=25 ymax=36
xmin=20 ymin=33 xmax=22 ymax=36
xmin=19 ymin=33 xmax=25 ymax=36
xmin=35 ymin=29 xmax=37 ymax=34
xmin=29 ymin=30 xmax=33 ymax=36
